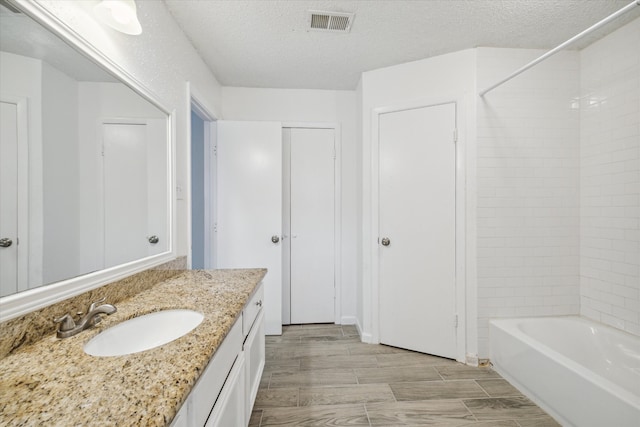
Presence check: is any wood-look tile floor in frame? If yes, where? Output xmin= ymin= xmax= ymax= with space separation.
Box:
xmin=249 ymin=324 xmax=561 ymax=427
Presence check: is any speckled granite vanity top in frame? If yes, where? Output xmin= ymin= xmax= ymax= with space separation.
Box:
xmin=0 ymin=268 xmax=266 ymax=426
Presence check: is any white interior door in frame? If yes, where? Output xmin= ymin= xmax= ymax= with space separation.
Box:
xmin=0 ymin=101 xmax=19 ymax=296
xmin=217 ymin=121 xmax=282 ymax=335
xmin=378 ymin=102 xmax=457 ymax=359
xmin=289 ymin=128 xmax=335 ymax=324
xmin=145 ymin=118 xmax=168 ymax=257
xmin=103 ymin=123 xmax=148 ymax=268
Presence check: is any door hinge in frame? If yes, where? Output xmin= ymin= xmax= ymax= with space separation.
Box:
xmin=453 ymin=129 xmax=458 ymax=143
xmin=213 ymin=146 xmax=217 ymax=157
xmin=453 ymin=314 xmax=458 ymax=328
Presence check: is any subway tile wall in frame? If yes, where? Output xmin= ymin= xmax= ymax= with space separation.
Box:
xmin=476 ymin=48 xmax=581 ymax=357
xmin=579 ymin=18 xmax=640 ymax=336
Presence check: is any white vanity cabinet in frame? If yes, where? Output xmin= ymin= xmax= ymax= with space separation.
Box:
xmin=242 ymin=286 xmax=265 ymax=422
xmin=171 ymin=282 xmax=265 ymax=427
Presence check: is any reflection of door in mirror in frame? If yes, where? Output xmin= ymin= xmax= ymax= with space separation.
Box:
xmin=1 ymin=101 xmax=19 ymax=296
xmin=0 ymin=5 xmax=171 ymax=308
xmin=0 ymin=96 xmax=28 ymax=297
xmin=102 ymin=120 xmax=166 ymax=269
xmin=103 ymin=123 xmax=147 ymax=268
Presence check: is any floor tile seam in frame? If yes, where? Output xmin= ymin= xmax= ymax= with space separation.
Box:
xmin=472 ymin=379 xmax=492 ymax=398
xmin=392 ymin=395 xmax=492 ymax=403
xmin=265 ymin=372 xmax=272 ymax=390
xmin=362 ymin=402 xmax=373 ymax=427
xmin=433 ymin=366 xmax=447 ymax=381
xmin=296 ymin=383 xmax=372 ymax=390
xmin=299 ymin=365 xmax=378 ymax=372
xmin=257 ymin=409 xmax=264 ymax=427
xmin=459 ymin=398 xmax=481 ymax=422
xmin=294 ymin=397 xmax=395 ymax=409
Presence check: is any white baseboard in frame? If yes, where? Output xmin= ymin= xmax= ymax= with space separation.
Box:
xmin=357 ymin=318 xmax=374 ymax=343
xmin=340 ymin=315 xmax=357 ymax=325
xmin=466 ymin=353 xmax=479 ymax=367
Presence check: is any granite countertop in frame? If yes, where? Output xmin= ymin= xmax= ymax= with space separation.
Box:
xmin=0 ymin=268 xmax=267 ymax=426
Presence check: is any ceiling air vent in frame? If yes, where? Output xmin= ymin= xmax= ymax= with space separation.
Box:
xmin=308 ymin=10 xmax=354 ymax=33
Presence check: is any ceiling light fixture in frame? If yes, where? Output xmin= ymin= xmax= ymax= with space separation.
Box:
xmin=94 ymin=0 xmax=142 ymax=35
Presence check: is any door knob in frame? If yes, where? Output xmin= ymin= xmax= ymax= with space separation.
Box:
xmin=0 ymin=238 xmax=12 ymax=248
xmin=271 ymin=235 xmax=280 ymax=244
xmin=381 ymin=237 xmax=391 ymax=247
xmin=148 ymin=235 xmax=159 ymax=244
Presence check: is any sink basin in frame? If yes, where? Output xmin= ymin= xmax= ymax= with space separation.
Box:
xmin=84 ymin=309 xmax=204 ymax=357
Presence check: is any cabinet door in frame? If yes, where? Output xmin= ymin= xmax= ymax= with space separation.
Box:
xmin=191 ymin=319 xmax=243 ymax=426
xmin=244 ymin=310 xmax=265 ymax=420
xmin=206 ymin=352 xmax=246 ymax=427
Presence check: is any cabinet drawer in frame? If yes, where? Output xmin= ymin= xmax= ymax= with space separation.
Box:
xmin=243 ymin=282 xmax=264 ymax=337
xmin=191 ymin=316 xmax=243 ymax=426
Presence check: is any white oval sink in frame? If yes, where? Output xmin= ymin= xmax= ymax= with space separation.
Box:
xmin=84 ymin=309 xmax=204 ymax=357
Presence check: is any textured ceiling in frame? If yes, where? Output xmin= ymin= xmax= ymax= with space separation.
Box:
xmin=164 ymin=0 xmax=640 ymax=90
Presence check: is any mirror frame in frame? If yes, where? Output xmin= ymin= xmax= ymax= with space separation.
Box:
xmin=0 ymin=0 xmax=177 ymax=322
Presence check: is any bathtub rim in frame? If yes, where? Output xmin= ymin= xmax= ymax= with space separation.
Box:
xmin=489 ymin=315 xmax=640 ymax=410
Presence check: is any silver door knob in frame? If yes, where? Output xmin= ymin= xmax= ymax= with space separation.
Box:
xmin=148 ymin=235 xmax=159 ymax=244
xmin=381 ymin=237 xmax=391 ymax=247
xmin=0 ymin=238 xmax=12 ymax=248
xmin=271 ymin=235 xmax=280 ymax=244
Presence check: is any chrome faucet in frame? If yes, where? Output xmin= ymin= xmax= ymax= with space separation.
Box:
xmin=54 ymin=297 xmax=117 ymax=338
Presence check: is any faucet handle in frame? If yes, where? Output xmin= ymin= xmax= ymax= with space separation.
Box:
xmin=54 ymin=314 xmax=76 ymax=332
xmin=88 ymin=297 xmax=106 ymax=312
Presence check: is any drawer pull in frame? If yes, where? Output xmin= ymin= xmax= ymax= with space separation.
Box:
xmin=256 ymin=300 xmax=262 ymax=307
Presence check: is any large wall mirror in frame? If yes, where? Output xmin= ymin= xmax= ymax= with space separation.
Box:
xmin=0 ymin=1 xmax=174 ymax=320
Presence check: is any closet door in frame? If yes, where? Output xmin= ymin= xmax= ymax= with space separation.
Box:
xmin=217 ymin=121 xmax=282 ymax=335
xmin=289 ymin=128 xmax=335 ymax=324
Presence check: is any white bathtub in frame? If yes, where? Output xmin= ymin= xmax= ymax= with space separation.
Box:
xmin=490 ymin=316 xmax=640 ymax=427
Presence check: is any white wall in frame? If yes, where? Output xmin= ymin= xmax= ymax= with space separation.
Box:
xmin=359 ymin=49 xmax=477 ymax=355
xmin=41 ymin=61 xmax=80 ymax=285
xmin=579 ymin=18 xmax=640 ymax=336
xmin=476 ymin=48 xmax=581 ymax=358
xmin=37 ymin=0 xmax=223 ymax=260
xmin=221 ymin=87 xmax=358 ymax=323
xmin=0 ymin=52 xmax=44 ymax=288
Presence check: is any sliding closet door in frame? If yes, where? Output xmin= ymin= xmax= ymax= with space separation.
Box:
xmin=289 ymin=128 xmax=335 ymax=324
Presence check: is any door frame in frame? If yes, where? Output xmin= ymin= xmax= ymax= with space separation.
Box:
xmin=0 ymin=95 xmax=29 ymax=293
xmin=282 ymin=122 xmax=342 ymax=325
xmin=187 ymin=82 xmax=218 ymax=269
xmin=370 ymin=98 xmax=467 ymax=363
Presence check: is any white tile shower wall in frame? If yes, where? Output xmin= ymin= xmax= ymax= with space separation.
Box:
xmin=476 ymin=48 xmax=581 ymax=357
xmin=579 ymin=18 xmax=640 ymax=336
